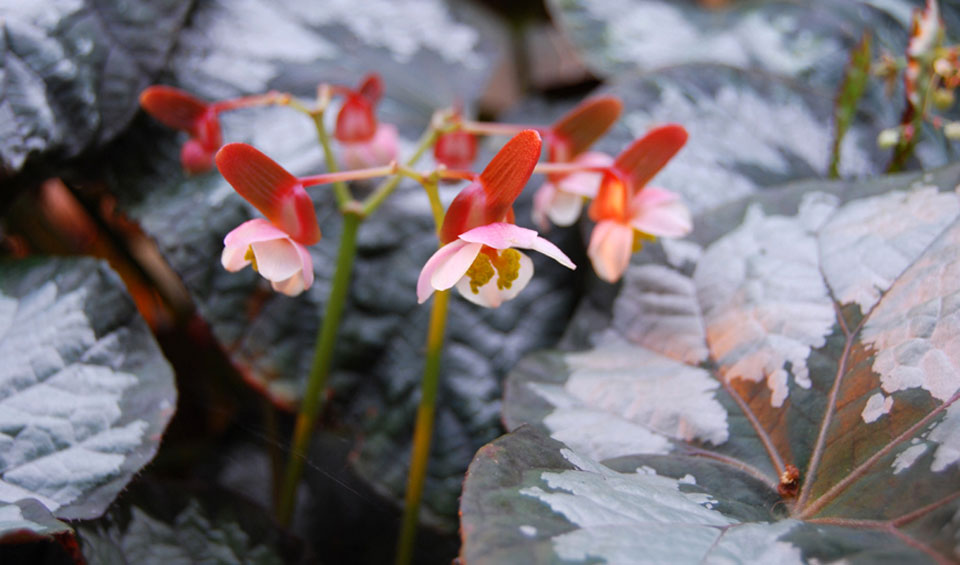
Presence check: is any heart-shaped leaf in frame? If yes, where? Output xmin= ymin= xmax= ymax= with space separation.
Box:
xmin=463 ymin=163 xmax=960 ymax=562
xmin=0 ymin=258 xmax=176 ymax=520
xmin=0 ymin=0 xmax=193 ymax=177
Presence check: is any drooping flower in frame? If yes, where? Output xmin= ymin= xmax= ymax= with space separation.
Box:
xmin=221 ymin=219 xmax=314 ymax=296
xmin=215 ymin=143 xmax=322 ymax=296
xmin=417 ymin=130 xmax=575 ymax=307
xmin=140 ymin=86 xmax=222 ymax=174
xmin=532 ymin=96 xmax=622 ymax=230
xmin=434 ymin=108 xmax=477 ymax=171
xmin=586 ymin=124 xmax=691 ymax=283
xmin=334 ymin=74 xmax=398 ymax=169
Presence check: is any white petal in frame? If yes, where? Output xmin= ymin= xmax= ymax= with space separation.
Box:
xmin=455 ymin=251 xmax=534 ymax=308
xmin=417 ymin=240 xmax=469 ymax=303
xmin=547 ymin=191 xmax=585 ymax=227
xmin=529 ymin=236 xmax=576 ymax=270
xmin=431 ymin=242 xmax=483 ymax=291
xmin=272 ymin=271 xmax=306 ymax=296
xmin=250 ymin=238 xmax=304 ymax=281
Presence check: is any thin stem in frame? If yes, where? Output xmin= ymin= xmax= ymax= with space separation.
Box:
xmin=421 ymin=174 xmax=445 ymax=232
xmin=275 ymin=211 xmax=362 ymax=526
xmin=533 ymin=162 xmax=611 ymax=175
xmin=300 ymin=162 xmax=397 ymax=187
xmin=283 ymin=96 xmax=353 ymax=208
xmin=212 ymin=90 xmax=289 ymax=112
xmin=395 ymin=290 xmax=451 ymax=565
xmin=684 ymin=447 xmax=778 ymax=491
xmin=310 ymin=111 xmax=353 ymax=208
xmin=460 ymin=120 xmax=545 ymax=137
xmin=361 ymin=125 xmax=440 ymax=217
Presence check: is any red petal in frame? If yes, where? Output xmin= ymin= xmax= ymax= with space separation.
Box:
xmin=614 ymin=124 xmax=687 ymax=190
xmin=335 ymin=96 xmax=377 ymax=142
xmin=140 ymin=86 xmax=210 ymax=132
xmin=549 ymin=96 xmax=622 ymax=160
xmin=439 ymin=181 xmax=487 ymax=244
xmin=434 ymin=130 xmax=477 ymax=170
xmin=215 ymin=143 xmax=321 ymax=245
xmin=358 ymin=73 xmax=383 ymax=104
xmin=479 ymin=129 xmax=542 ymax=213
xmin=180 ymin=139 xmax=214 ymax=174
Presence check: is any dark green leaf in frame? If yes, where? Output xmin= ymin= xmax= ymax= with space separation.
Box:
xmin=0 ymin=258 xmax=176 ymax=520
xmin=0 ymin=0 xmax=192 ymax=176
xmin=77 ymin=481 xmax=307 ymax=564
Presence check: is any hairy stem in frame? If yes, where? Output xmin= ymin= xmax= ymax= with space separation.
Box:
xmin=276 ymin=211 xmax=361 ymax=526
xmin=395 ymin=289 xmax=451 ymax=565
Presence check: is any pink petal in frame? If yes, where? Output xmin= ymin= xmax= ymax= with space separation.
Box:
xmin=272 ymin=272 xmax=306 ymax=296
xmin=459 ymin=223 xmax=575 ymax=270
xmin=532 ymin=182 xmax=558 ymax=231
xmin=455 ymin=251 xmax=534 ymax=308
xmin=340 ymin=124 xmax=398 ymax=169
xmin=250 ymin=238 xmax=305 ymax=282
xmin=430 ymin=242 xmax=483 ymax=291
xmin=294 ymin=242 xmax=314 ymax=290
xmin=546 ymin=191 xmax=584 ymax=227
xmin=417 ymin=240 xmax=470 ymax=303
xmin=223 ymin=218 xmax=290 ymax=248
xmin=630 ymin=188 xmax=692 ymax=237
xmin=221 ymin=244 xmax=251 ymax=272
xmin=587 ymin=220 xmax=634 ymax=283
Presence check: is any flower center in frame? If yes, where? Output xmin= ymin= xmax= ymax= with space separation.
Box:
xmin=465 ymin=248 xmax=522 ymax=294
xmin=632 ymin=230 xmax=656 ymax=252
xmin=244 ymin=246 xmax=259 ymax=272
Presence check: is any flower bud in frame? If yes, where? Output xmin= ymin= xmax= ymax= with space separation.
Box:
xmin=434 ymin=130 xmax=477 ymax=170
xmin=877 ymin=128 xmax=900 ymax=148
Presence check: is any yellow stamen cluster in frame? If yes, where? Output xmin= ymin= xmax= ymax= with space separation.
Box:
xmin=465 ymin=253 xmax=495 ymax=293
xmin=465 ymin=248 xmax=523 ymax=294
xmin=632 ymin=230 xmax=656 ymax=253
xmin=244 ymin=246 xmax=259 ymax=272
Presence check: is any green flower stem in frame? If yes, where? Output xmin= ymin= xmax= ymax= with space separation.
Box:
xmin=395 ymin=289 xmax=451 ymax=565
xmin=285 ymin=96 xmax=353 ymax=209
xmin=276 ymin=211 xmax=361 ymax=526
xmin=361 ymin=126 xmax=440 ymax=217
xmin=421 ymin=173 xmax=445 ymax=232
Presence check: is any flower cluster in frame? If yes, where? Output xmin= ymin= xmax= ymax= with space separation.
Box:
xmin=139 ymin=76 xmax=692 ymax=304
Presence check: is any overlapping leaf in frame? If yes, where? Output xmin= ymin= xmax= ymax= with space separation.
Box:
xmin=463 ymin=164 xmax=960 ymax=562
xmin=0 ymin=0 xmax=193 ymax=176
xmin=0 ymin=258 xmax=176 ymax=520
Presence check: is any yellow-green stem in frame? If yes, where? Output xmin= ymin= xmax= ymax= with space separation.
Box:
xmin=310 ymin=112 xmax=354 ymax=208
xmin=276 ymin=211 xmax=361 ymax=526
xmin=395 ymin=289 xmax=451 ymax=565
xmin=362 ymin=126 xmax=440 ymax=216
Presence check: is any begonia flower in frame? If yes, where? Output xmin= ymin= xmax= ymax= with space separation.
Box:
xmin=215 ymin=143 xmax=322 ymax=296
xmin=417 ymin=130 xmax=575 ymax=307
xmin=334 ymin=74 xmax=398 ymax=169
xmin=533 ymin=96 xmax=622 ymax=230
xmin=587 ymin=124 xmax=691 ymax=283
xmin=140 ymin=86 xmax=222 ymax=174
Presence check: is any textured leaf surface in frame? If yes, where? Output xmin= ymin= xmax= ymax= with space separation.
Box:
xmin=479 ymin=164 xmax=960 ymax=562
xmin=595 ymin=65 xmax=892 ymax=217
xmin=0 ymin=0 xmax=192 ymax=175
xmin=0 ymin=258 xmax=176 ymax=520
xmin=548 ymin=0 xmax=911 ymax=87
xmin=461 ymin=428 xmax=939 ymax=564
xmin=77 ymin=482 xmax=306 ymax=564
xmin=106 ymin=0 xmax=559 ymax=526
xmin=0 ymin=499 xmax=72 ymax=542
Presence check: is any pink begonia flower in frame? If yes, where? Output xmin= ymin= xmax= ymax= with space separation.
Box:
xmin=215 ymin=143 xmax=322 ymax=296
xmin=417 ymin=130 xmax=575 ymax=307
xmin=532 ymin=96 xmax=622 ymax=230
xmin=221 ymin=219 xmax=314 ymax=296
xmin=140 ymin=86 xmax=283 ymax=174
xmin=587 ymin=124 xmax=691 ymax=283
xmin=334 ymin=74 xmax=398 ymax=169
xmin=140 ymin=86 xmax=222 ymax=174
